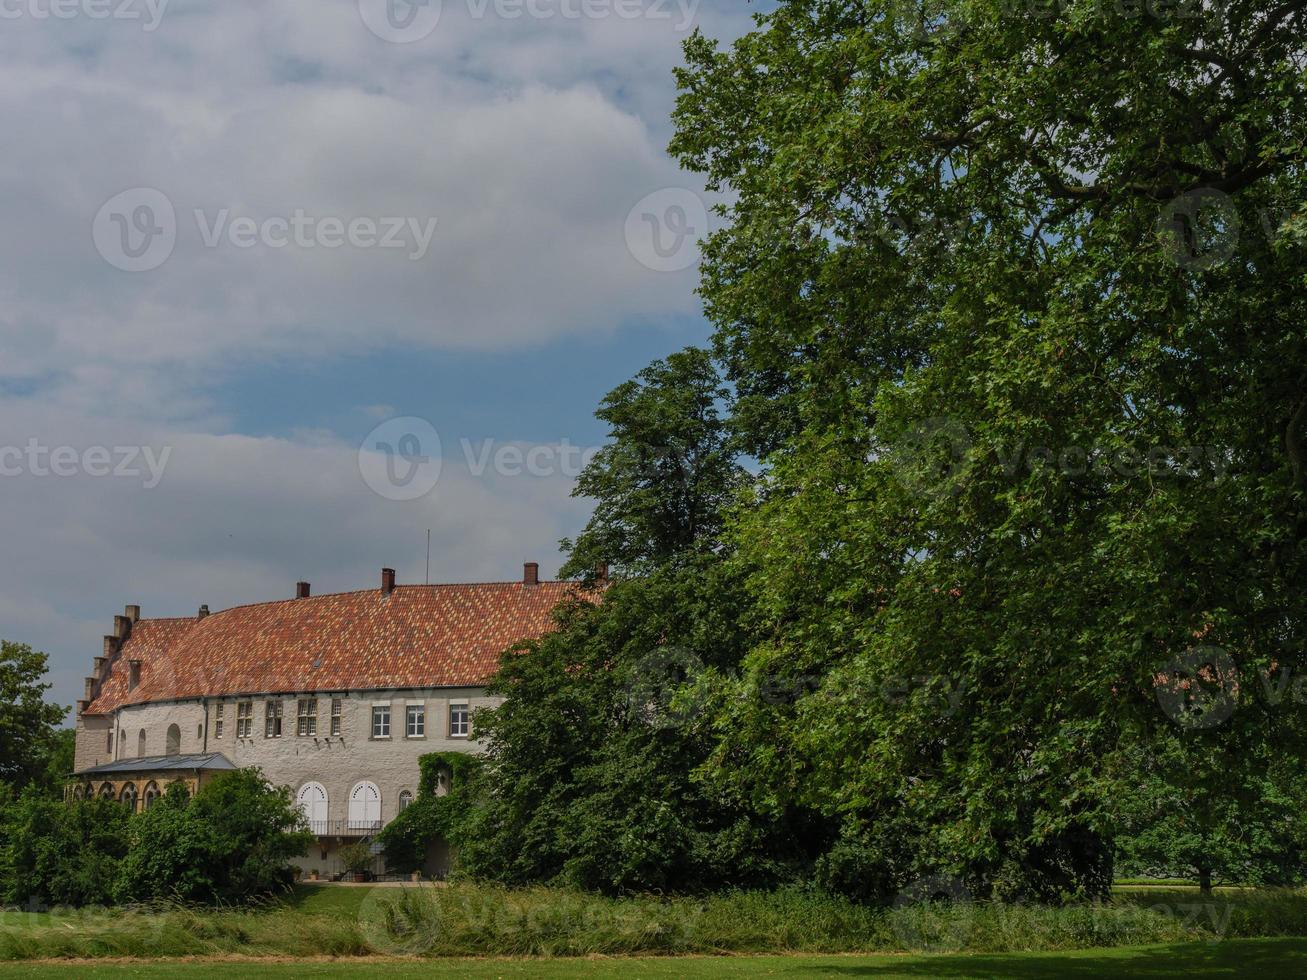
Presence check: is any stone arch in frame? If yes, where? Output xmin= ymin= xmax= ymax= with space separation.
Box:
xmin=120 ymin=782 xmax=138 ymax=811
xmin=143 ymin=780 xmax=160 ymax=809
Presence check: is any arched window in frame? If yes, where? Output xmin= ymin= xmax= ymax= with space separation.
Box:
xmin=120 ymin=783 xmax=138 ymax=811
xmin=398 ymin=790 xmax=413 ymax=813
xmin=347 ymin=780 xmax=381 ymax=829
xmin=296 ymin=782 xmax=329 ymax=833
xmin=98 ymin=782 xmax=114 ymax=799
xmin=72 ymin=784 xmax=85 ymax=801
xmin=166 ymin=724 xmax=181 ymax=756
xmin=137 ymin=729 xmax=146 ymax=758
xmin=118 ymin=730 xmax=126 ymax=756
xmin=143 ymin=781 xmax=160 ymax=809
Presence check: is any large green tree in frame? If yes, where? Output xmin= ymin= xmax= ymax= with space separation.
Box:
xmin=453 ymin=350 xmax=823 ymax=891
xmin=672 ymin=0 xmax=1307 ymax=899
xmin=0 ymin=641 xmax=68 ymax=793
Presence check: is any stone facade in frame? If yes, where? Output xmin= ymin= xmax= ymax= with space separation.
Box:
xmin=70 ymin=567 xmax=593 ymax=879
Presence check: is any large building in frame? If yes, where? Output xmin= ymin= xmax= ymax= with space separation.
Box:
xmin=71 ymin=563 xmax=580 ymax=878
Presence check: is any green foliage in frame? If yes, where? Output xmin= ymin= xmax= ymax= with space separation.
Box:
xmin=559 ymin=347 xmax=748 ymax=580
xmin=450 ymin=559 xmax=824 ymax=894
xmin=336 ymin=842 xmax=375 ymax=876
xmin=377 ymin=752 xmax=481 ymax=874
xmin=667 ymin=0 xmax=1307 ymax=901
xmin=0 ymin=641 xmax=68 ymax=793
xmin=0 ymin=791 xmax=130 ymax=908
xmin=114 ymin=769 xmax=313 ymax=905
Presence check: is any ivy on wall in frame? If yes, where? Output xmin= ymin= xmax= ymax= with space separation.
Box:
xmin=376 ymin=751 xmax=481 ymax=874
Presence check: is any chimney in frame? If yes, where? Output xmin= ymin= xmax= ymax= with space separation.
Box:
xmin=523 ymin=562 xmax=540 ymax=587
xmin=128 ymin=660 xmax=142 ymax=691
xmin=296 ymin=581 xmax=311 ymax=599
xmin=113 ymin=615 xmax=132 ymax=641
xmin=198 ymin=604 xmax=210 ymax=619
xmin=381 ymin=568 xmax=396 ymax=595
xmin=124 ymin=605 xmax=141 ymax=623
xmin=595 ymin=563 xmax=609 ymax=584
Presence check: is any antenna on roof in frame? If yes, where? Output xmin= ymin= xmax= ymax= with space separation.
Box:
xmin=425 ymin=529 xmax=431 ymax=586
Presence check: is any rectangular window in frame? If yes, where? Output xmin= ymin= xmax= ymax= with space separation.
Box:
xmin=371 ymin=705 xmax=391 ymax=738
xmin=297 ymin=698 xmax=317 ymax=737
xmin=236 ymin=702 xmax=252 ymax=738
xmin=265 ymin=700 xmax=283 ymax=738
xmin=330 ymin=698 xmax=342 ymax=736
xmin=214 ymin=703 xmax=224 ymax=739
xmin=406 ymin=703 xmax=425 ymax=738
xmin=449 ymin=702 xmax=469 ymax=738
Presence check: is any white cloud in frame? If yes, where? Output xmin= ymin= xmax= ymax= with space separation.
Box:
xmin=0 ymin=0 xmax=760 ymax=705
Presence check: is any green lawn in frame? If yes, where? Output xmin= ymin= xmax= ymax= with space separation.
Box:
xmin=0 ymin=938 xmax=1303 ymax=978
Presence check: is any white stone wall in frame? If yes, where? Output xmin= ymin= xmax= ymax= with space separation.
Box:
xmin=77 ymin=688 xmax=499 ymax=830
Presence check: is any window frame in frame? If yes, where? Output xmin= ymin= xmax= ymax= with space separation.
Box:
xmin=214 ymin=702 xmax=224 ymax=739
xmin=448 ymin=701 xmax=470 ymax=738
xmin=406 ymin=703 xmax=426 ymax=739
xmin=236 ymin=701 xmax=253 ymax=738
xmin=371 ymin=704 xmax=391 ymax=739
xmin=265 ymin=699 xmax=284 ymax=738
xmin=297 ymin=698 xmax=318 ymax=737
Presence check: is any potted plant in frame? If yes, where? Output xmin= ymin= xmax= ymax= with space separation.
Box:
xmin=339 ymin=842 xmax=374 ymax=883
xmin=308 ymin=868 xmax=320 ymax=881
xmin=290 ymin=865 xmax=303 ymax=882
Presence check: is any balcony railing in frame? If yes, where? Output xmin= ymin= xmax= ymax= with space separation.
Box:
xmin=305 ymin=818 xmax=382 ymax=836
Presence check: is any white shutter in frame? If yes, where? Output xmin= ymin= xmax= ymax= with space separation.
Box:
xmin=348 ymin=781 xmax=381 ymax=829
xmin=296 ymin=782 xmax=328 ymax=833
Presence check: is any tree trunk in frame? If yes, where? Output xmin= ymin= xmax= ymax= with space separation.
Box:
xmin=1198 ymin=866 xmax=1213 ymax=897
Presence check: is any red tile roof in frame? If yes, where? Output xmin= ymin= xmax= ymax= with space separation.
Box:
xmin=85 ymin=581 xmax=583 ymax=713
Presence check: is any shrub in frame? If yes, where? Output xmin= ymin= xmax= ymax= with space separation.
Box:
xmin=0 ymin=792 xmax=129 ymax=908
xmin=115 ymin=769 xmax=313 ymax=905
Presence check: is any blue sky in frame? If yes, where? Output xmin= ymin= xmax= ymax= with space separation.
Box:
xmin=0 ymin=0 xmax=767 ymax=708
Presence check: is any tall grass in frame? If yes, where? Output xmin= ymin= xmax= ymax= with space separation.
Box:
xmin=2 ymin=884 xmax=1305 ymax=960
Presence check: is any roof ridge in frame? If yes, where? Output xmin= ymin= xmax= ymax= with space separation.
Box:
xmin=188 ymin=580 xmax=577 ymax=619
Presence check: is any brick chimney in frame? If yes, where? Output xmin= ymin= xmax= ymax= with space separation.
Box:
xmin=523 ymin=562 xmax=540 ymax=587
xmin=128 ymin=660 xmax=142 ymax=691
xmin=124 ymin=604 xmax=141 ymax=623
xmin=381 ymin=568 xmax=396 ymax=595
xmin=296 ymin=581 xmax=311 ymax=599
xmin=198 ymin=604 xmax=210 ymax=619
